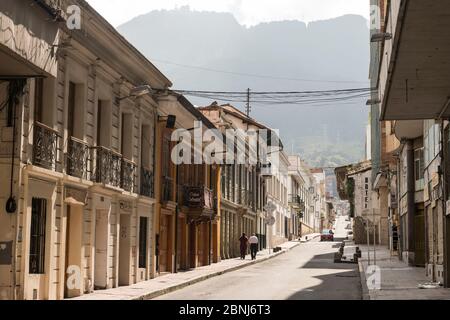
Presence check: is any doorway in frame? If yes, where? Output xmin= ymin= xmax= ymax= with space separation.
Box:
xmin=414 ymin=208 xmax=425 ymax=267
xmin=94 ymin=210 xmax=109 ymax=289
xmin=176 ymin=216 xmax=184 ymax=271
xmin=197 ymin=223 xmax=205 ymax=266
xmin=189 ymin=223 xmax=197 ymax=268
xmin=159 ymin=214 xmax=171 ymax=273
xmin=64 ymin=205 xmax=83 ymax=298
xmin=119 ymin=214 xmax=131 ymax=286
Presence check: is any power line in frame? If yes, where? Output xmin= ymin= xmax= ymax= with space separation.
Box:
xmin=153 ymin=58 xmax=369 ymax=85
xmin=171 ymin=87 xmax=370 ymax=107
xmin=173 ymin=87 xmax=371 ymax=95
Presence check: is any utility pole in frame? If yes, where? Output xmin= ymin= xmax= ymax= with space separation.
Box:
xmin=366 ymin=217 xmax=370 ymax=265
xmin=246 ymin=88 xmax=251 ymax=118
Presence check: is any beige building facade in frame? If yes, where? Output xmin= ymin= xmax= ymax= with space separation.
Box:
xmin=0 ymin=0 xmax=171 ymax=300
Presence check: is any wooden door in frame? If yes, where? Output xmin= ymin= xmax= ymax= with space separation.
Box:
xmin=414 ymin=211 xmax=425 ymax=267
xmin=159 ymin=214 xmax=171 ymax=272
xmin=94 ymin=210 xmax=108 ymax=289
xmin=119 ymin=214 xmax=131 ymax=286
xmin=197 ymin=224 xmax=204 ymax=266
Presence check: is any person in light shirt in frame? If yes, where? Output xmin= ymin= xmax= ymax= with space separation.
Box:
xmin=248 ymin=234 xmax=259 ymax=260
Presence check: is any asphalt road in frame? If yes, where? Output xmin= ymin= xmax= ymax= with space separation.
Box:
xmin=155 ymin=237 xmax=362 ymax=300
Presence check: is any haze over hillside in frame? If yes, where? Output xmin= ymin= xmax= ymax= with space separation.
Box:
xmin=118 ymin=7 xmax=370 ymax=167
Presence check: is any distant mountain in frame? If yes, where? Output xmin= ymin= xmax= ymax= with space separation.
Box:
xmin=118 ymin=7 xmax=370 ymax=167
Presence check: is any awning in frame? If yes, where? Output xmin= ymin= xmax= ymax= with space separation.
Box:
xmin=381 ymin=0 xmax=450 ymax=120
xmin=0 ymin=48 xmax=49 ymax=79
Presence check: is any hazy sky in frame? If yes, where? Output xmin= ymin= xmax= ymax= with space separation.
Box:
xmin=86 ymin=0 xmax=370 ymax=27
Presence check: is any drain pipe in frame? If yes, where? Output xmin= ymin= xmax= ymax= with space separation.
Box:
xmin=406 ymin=139 xmax=416 ymax=266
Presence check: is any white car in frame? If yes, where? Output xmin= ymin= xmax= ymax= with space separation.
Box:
xmin=340 ymin=247 xmax=359 ymax=263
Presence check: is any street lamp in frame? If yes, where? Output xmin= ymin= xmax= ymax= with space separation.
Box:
xmin=115 ymin=84 xmax=152 ymax=103
xmin=366 ymin=98 xmax=381 ymax=106
xmin=371 ymin=32 xmax=392 ymax=42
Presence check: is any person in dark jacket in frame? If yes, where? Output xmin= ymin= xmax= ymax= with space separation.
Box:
xmin=239 ymin=233 xmax=248 ymax=259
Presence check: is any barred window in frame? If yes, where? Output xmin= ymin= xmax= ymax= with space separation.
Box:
xmin=29 ymin=198 xmax=47 ymax=274
xmin=139 ymin=217 xmax=148 ymax=268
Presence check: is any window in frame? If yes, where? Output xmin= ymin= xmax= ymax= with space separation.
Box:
xmin=68 ymin=82 xmax=76 ymax=138
xmin=121 ymin=113 xmax=133 ymax=159
xmin=29 ymin=198 xmax=47 ymax=274
xmin=138 ymin=217 xmax=148 ymax=268
xmin=414 ymin=148 xmax=425 ymax=190
xmin=34 ymin=78 xmax=44 ymax=123
xmin=424 ymin=120 xmax=440 ymax=166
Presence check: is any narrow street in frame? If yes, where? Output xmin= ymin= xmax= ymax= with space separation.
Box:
xmin=155 ymin=238 xmax=361 ymax=300
xmin=7 ymin=0 xmax=450 ymax=307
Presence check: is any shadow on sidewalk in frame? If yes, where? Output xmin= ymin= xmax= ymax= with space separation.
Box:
xmin=288 ymin=252 xmax=362 ymax=300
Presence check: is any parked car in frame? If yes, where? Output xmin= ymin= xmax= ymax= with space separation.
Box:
xmin=320 ymin=229 xmax=334 ymax=242
xmin=340 ymin=247 xmax=359 ymax=263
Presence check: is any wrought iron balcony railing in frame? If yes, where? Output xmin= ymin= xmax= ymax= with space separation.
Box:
xmin=140 ymin=166 xmax=154 ymax=198
xmin=239 ymin=189 xmax=252 ymax=207
xmin=33 ymin=121 xmax=59 ymax=171
xmin=289 ymin=194 xmax=304 ymax=209
xmin=90 ymin=146 xmax=122 ymax=188
xmin=67 ymin=136 xmax=89 ymax=179
xmin=121 ymin=158 xmax=137 ymax=193
xmin=162 ymin=176 xmax=174 ymax=202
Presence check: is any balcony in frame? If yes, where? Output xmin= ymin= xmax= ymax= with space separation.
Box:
xmin=33 ymin=122 xmax=59 ymax=171
xmin=378 ymin=1 xmax=450 ymax=121
xmin=140 ymin=166 xmax=154 ymax=198
xmin=239 ymin=189 xmax=254 ymax=208
xmin=289 ymin=194 xmax=304 ymax=209
xmin=183 ymin=186 xmax=215 ymax=220
xmin=162 ymin=176 xmax=174 ymax=203
xmin=67 ymin=137 xmax=89 ymax=179
xmin=121 ymin=158 xmax=137 ymax=193
xmin=90 ymin=146 xmax=122 ymax=188
xmin=184 ymin=186 xmax=214 ymax=209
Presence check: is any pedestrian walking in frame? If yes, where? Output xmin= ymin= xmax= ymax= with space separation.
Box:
xmin=239 ymin=233 xmax=248 ymax=259
xmin=249 ymin=233 xmax=259 ymax=260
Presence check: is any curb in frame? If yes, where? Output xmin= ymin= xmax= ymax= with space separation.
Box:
xmin=135 ymin=242 xmax=302 ymax=300
xmin=358 ymin=260 xmax=371 ymax=301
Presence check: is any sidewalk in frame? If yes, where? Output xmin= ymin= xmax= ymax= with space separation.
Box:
xmin=358 ymin=245 xmax=450 ymax=300
xmin=69 ymin=238 xmax=317 ymax=300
